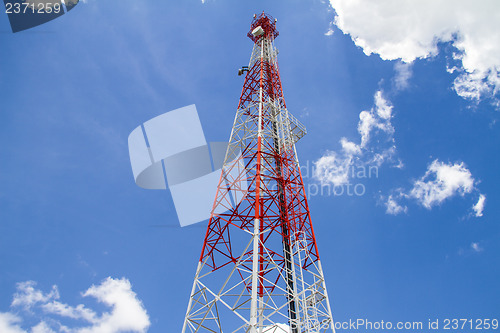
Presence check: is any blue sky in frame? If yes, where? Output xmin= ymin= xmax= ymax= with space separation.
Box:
xmin=1 ymin=0 xmax=499 ymax=332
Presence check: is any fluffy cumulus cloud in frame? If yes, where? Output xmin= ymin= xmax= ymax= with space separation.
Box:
xmin=314 ymin=90 xmax=400 ymax=186
xmin=473 ymin=194 xmax=486 ymax=217
xmin=385 ymin=160 xmax=485 ymax=216
xmin=0 ymin=312 xmax=25 ymax=333
xmin=31 ymin=322 xmax=57 ymax=333
xmin=1 ymin=278 xmax=150 ymax=333
xmin=393 ymin=61 xmax=413 ymax=91
xmin=384 ymin=194 xmax=407 ymax=215
xmin=12 ymin=281 xmax=60 ymax=310
xmin=409 ymin=160 xmax=474 ymax=209
xmin=328 ymin=0 xmax=500 ymax=105
xmin=78 ymin=278 xmax=150 ymax=333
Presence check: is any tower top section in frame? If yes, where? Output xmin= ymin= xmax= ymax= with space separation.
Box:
xmin=247 ymin=12 xmax=279 ymax=42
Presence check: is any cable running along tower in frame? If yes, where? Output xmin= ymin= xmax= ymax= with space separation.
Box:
xmin=183 ymin=13 xmax=335 ymax=333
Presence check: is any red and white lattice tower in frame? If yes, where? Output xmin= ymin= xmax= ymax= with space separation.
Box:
xmin=182 ymin=13 xmax=335 ymax=333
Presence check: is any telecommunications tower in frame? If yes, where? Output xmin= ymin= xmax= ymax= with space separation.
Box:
xmin=183 ymin=13 xmax=335 ymax=333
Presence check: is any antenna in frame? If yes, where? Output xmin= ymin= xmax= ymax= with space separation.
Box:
xmin=238 ymin=66 xmax=249 ymax=76
xmin=182 ymin=12 xmax=335 ymax=333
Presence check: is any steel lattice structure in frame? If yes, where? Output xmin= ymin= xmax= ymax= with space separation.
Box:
xmin=182 ymin=13 xmax=335 ymax=333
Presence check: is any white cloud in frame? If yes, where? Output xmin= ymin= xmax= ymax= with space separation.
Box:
xmin=357 ymin=111 xmax=376 ymax=147
xmin=42 ymin=301 xmax=96 ymax=322
xmin=78 ymin=278 xmax=150 ymax=333
xmin=31 ymin=322 xmax=55 ymax=333
xmin=409 ymin=160 xmax=474 ymax=209
xmin=0 ymin=313 xmax=25 ymax=333
xmin=328 ymin=0 xmax=500 ymax=105
xmin=324 ymin=27 xmax=334 ymax=36
xmin=473 ymin=194 xmax=486 ymax=217
xmin=359 ymin=91 xmax=394 ymax=147
xmin=471 ymin=242 xmax=484 ymax=253
xmin=393 ymin=61 xmax=412 ymax=91
xmin=374 ymin=90 xmax=394 ymax=121
xmin=385 ymin=194 xmax=407 ymax=215
xmin=384 ymin=160 xmax=485 ymax=216
xmin=12 ymin=281 xmax=59 ymax=310
xmin=340 ymin=137 xmax=361 ymax=155
xmin=453 ymin=70 xmax=495 ymax=102
xmin=314 ymin=150 xmax=352 ymax=186
xmin=5 ymin=277 xmax=150 ymax=333
xmin=314 ymin=90 xmax=398 ymax=186
xmin=12 ymin=281 xmax=95 ymax=323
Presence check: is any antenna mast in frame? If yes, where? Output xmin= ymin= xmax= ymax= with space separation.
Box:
xmin=182 ymin=12 xmax=335 ymax=333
